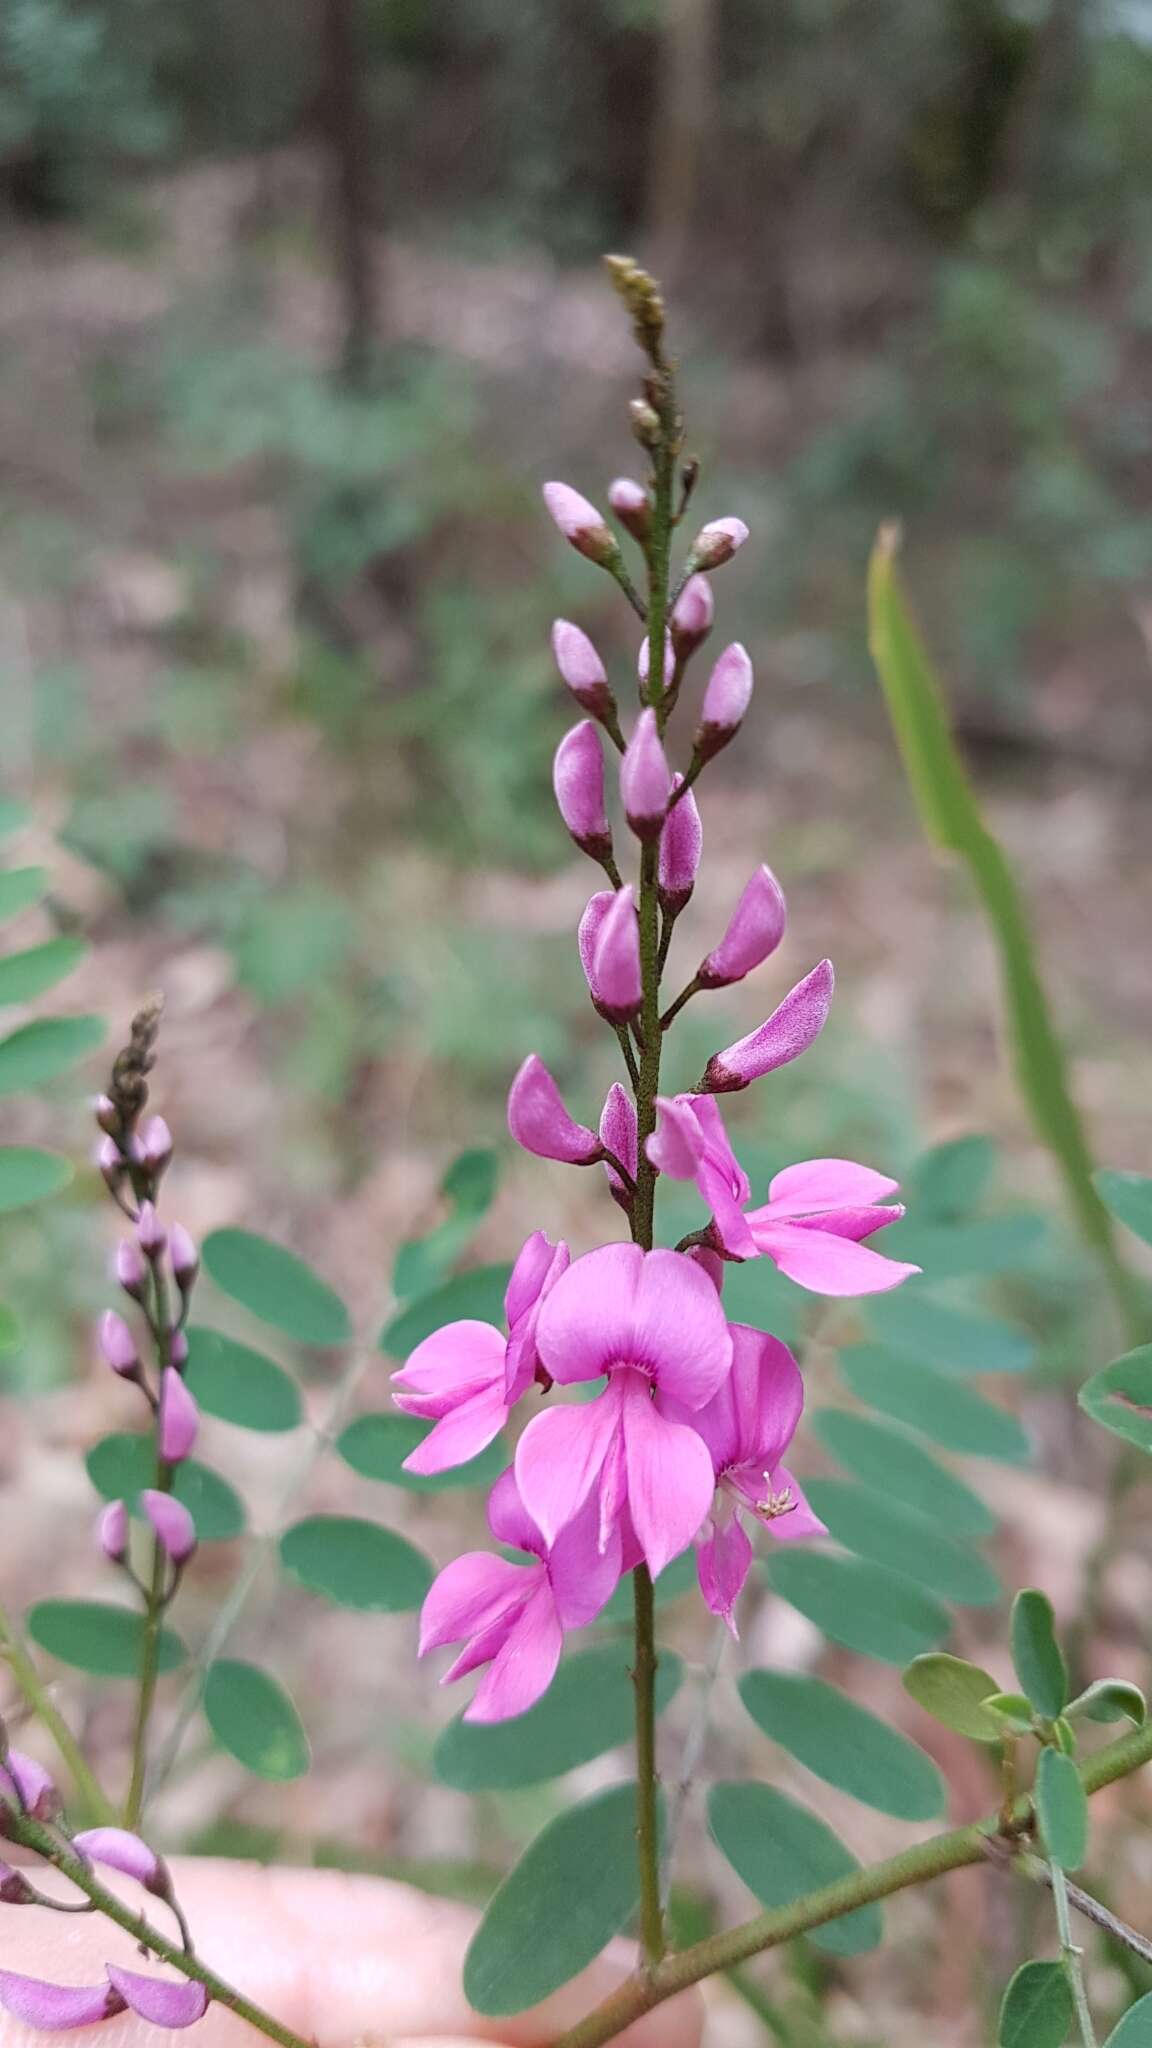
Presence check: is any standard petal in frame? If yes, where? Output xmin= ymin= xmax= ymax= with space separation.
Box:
xmin=400 ymin=1383 xmax=507 ymax=1474
xmin=464 ymin=1581 xmax=564 ymax=1723
xmin=733 ymin=1323 xmax=805 ymax=1468
xmin=751 ymin=1220 xmax=920 ymax=1296
xmin=629 ymin=1247 xmax=732 ymax=1407
xmin=622 ymin=1383 xmax=716 ymax=1577
xmin=696 ymin=1511 xmax=754 ymax=1635
xmin=105 ymin=1968 xmax=208 ymax=2029
xmin=0 ymin=1975 xmax=120 ymax=2031
xmin=418 ymin=1552 xmax=529 ymax=1655
xmin=514 ymin=1388 xmax=622 ymax=1546
xmin=534 ymin=1242 xmax=645 ymax=1384
xmin=765 ymin=1157 xmax=901 ymax=1213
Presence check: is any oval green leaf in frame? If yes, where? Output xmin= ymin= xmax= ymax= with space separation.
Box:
xmin=739 ymin=1669 xmax=945 ymax=1820
xmin=464 ymin=1783 xmax=650 ymax=2015
xmin=202 ymin=1229 xmax=350 ymax=1347
xmin=1079 ymin=1348 xmax=1152 ymax=1455
xmin=839 ymin=1346 xmax=1030 ymax=1462
xmin=999 ymin=1960 xmax=1073 ymax=2048
xmin=1105 ymin=1994 xmax=1152 ymax=2047
xmin=801 ymin=1479 xmax=1000 ymax=1607
xmin=902 ymin=1652 xmax=1004 ymax=1741
xmin=279 ymin=1514 xmax=432 ymax=1611
xmin=1096 ymin=1172 xmax=1152 ymax=1251
xmin=26 ymin=1599 xmax=186 ymax=1677
xmin=865 ymin=1295 xmax=1035 ymax=1377
xmin=765 ymin=1551 xmax=950 ymax=1665
xmin=436 ymin=1644 xmax=683 ymax=1790
xmin=811 ymin=1407 xmax=994 ymax=1536
xmin=1012 ymin=1590 xmax=1068 ymax=1720
xmin=0 ymin=1016 xmax=104 ymax=1096
xmin=203 ymin=1659 xmax=310 ymax=1781
xmin=1066 ymin=1679 xmax=1146 ymax=1727
xmin=709 ymin=1782 xmax=882 ymax=1956
xmin=336 ymin=1411 xmax=507 ymax=1492
xmin=0 ymin=1146 xmax=73 ymax=1213
xmin=908 ymin=1135 xmax=996 ymax=1220
xmin=381 ymin=1265 xmax=512 ymax=1361
xmin=183 ymin=1326 xmax=302 ymax=1433
xmin=86 ymin=1432 xmax=246 ymax=1542
xmin=0 ymin=868 xmax=46 ymax=921
xmin=0 ymin=937 xmax=86 ymax=1006
xmin=1036 ymin=1746 xmax=1087 ymax=1871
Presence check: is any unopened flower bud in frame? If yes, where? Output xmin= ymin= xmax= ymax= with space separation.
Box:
xmin=96 ymin=1136 xmax=125 ymax=1192
xmin=695 ymin=642 xmax=753 ymax=762
xmin=590 ymin=885 xmax=643 ymax=1024
xmin=5 ymin=1751 xmax=59 ymax=1823
xmin=698 ymin=865 xmax=787 ymax=988
xmin=138 ymin=1117 xmax=173 ymax=1177
xmin=670 ymin=574 xmax=714 ymax=659
xmin=507 ymin=1055 xmax=602 ymax=1166
xmin=608 ymin=476 xmax=650 ymax=542
xmin=136 ymin=1201 xmax=167 ymax=1259
xmin=104 ymin=1965 xmax=208 ymax=2029
xmin=686 ymin=516 xmax=749 ymax=572
xmin=658 ymin=777 xmax=703 ymax=917
xmin=168 ymin=1328 xmax=189 ymax=1369
xmin=93 ymin=1095 xmax=120 ymax=1139
xmin=72 ymin=1827 xmax=169 ymax=1897
xmin=600 ymin=1082 xmax=637 ymax=1212
xmin=169 ymin=1223 xmax=199 ymax=1289
xmin=141 ymin=1489 xmax=197 ymax=1565
xmin=115 ymin=1240 xmax=148 ymax=1301
xmin=159 ymin=1369 xmax=199 ymax=1463
xmin=620 ymin=709 xmax=672 ymax=839
xmin=97 ymin=1499 xmax=129 ymax=1565
xmin=0 ymin=1976 xmax=126 ymax=2030
xmin=553 ymin=723 xmax=612 ymax=862
xmin=551 ymin=621 xmax=618 ymax=726
xmin=542 ymin=482 xmax=620 ymax=569
xmin=99 ymin=1310 xmax=139 ymax=1379
xmin=637 ymin=633 xmax=674 ymax=696
xmin=0 ymin=1863 xmax=35 ymax=1904
xmin=700 ymin=959 xmax=834 ymax=1094
xmin=629 ymin=399 xmax=660 ymax=447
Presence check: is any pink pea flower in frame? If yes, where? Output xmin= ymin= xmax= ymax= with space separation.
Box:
xmin=142 ymin=1488 xmax=197 ymax=1565
xmin=419 ymin=1468 xmax=621 ymax=1722
xmin=507 ymin=1053 xmax=602 ymax=1165
xmin=599 ymin=1081 xmax=637 ymax=1211
xmin=608 ymin=475 xmax=650 ymax=541
xmin=590 ymin=885 xmax=643 ymax=1022
xmin=670 ymin=573 xmax=714 ymax=658
xmin=648 ymin=1094 xmax=919 ymax=1295
xmin=73 ymin=1827 xmax=167 ymax=1895
xmin=98 ymin=1310 xmax=138 ymax=1378
xmin=620 ymin=708 xmax=672 ymax=839
xmin=516 ymin=1244 xmax=732 ymax=1575
xmin=542 ymin=482 xmax=618 ymax=567
xmin=0 ymin=1974 xmax=125 ymax=2031
xmin=696 ymin=643 xmax=754 ymax=761
xmin=673 ymin=1324 xmax=826 ymax=1634
xmin=658 ymin=776 xmax=703 ymax=917
xmin=699 ymin=958 xmax=835 ymax=1093
xmin=96 ymin=1499 xmax=129 ymax=1565
xmin=3 ymin=1750 xmax=59 ymax=1822
xmin=553 ymin=721 xmax=612 ymax=860
xmin=698 ymin=865 xmax=787 ymax=988
xmin=159 ymin=1369 xmax=199 ymax=1463
xmin=392 ymin=1231 xmax=569 ymax=1474
xmin=551 ymin=620 xmax=617 ymax=725
xmin=105 ymin=1968 xmax=208 ymax=2029
xmin=688 ymin=515 xmax=749 ymax=570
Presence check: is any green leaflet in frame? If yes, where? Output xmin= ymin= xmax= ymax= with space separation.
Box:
xmin=738 ymin=1669 xmax=945 ymax=1820
xmin=709 ymin=1782 xmax=883 ymax=1956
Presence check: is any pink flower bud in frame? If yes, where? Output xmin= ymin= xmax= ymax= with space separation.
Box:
xmin=700 ymin=958 xmax=834 ymax=1094
xmin=658 ymin=776 xmax=703 ymax=916
xmin=97 ymin=1499 xmax=129 ymax=1565
xmin=141 ymin=1489 xmax=197 ymax=1564
xmin=159 ymin=1369 xmax=199 ymax=1463
xmin=695 ymin=642 xmax=753 ymax=761
xmin=698 ymin=865 xmax=787 ymax=988
xmin=138 ymin=1116 xmax=173 ymax=1174
xmin=169 ymin=1328 xmax=189 ymax=1368
xmin=0 ymin=1864 xmax=35 ymax=1904
xmin=136 ymin=1201 xmax=167 ymax=1258
xmin=688 ymin=515 xmax=749 ymax=571
xmin=578 ymin=891 xmax=611 ymax=1011
xmin=600 ymin=1082 xmax=638 ymax=1211
xmin=553 ymin=722 xmax=612 ymax=861
xmin=93 ymin=1094 xmax=120 ymax=1138
xmin=115 ymin=1239 xmax=148 ymax=1300
xmin=96 ymin=1135 xmax=124 ymax=1191
xmin=507 ymin=1054 xmax=603 ymax=1166
xmin=551 ymin=621 xmax=617 ymax=725
xmin=684 ymin=1242 xmax=725 ymax=1292
xmin=169 ymin=1222 xmax=199 ymax=1288
xmin=0 ymin=1973 xmax=124 ymax=2030
xmin=608 ymin=476 xmax=650 ymax=541
xmin=104 ymin=1967 xmax=208 ymax=2030
xmin=5 ymin=1751 xmax=59 ymax=1823
xmin=620 ymin=709 xmax=672 ymax=839
xmin=99 ymin=1310 xmax=139 ymax=1378
xmin=637 ymin=633 xmax=674 ymax=695
xmin=670 ymin=573 xmax=714 ymax=658
xmin=542 ymin=482 xmax=619 ymax=567
xmin=590 ymin=885 xmax=643 ymax=1024
xmin=73 ymin=1827 xmax=165 ymax=1894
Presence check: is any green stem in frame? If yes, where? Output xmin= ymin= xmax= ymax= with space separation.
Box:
xmin=0 ymin=1602 xmax=116 ymax=1826
xmin=4 ymin=1809 xmax=313 ymax=2048
xmin=1051 ymin=1859 xmax=1099 ymax=2048
xmin=552 ymin=1719 xmax=1152 ymax=2048
xmin=631 ymin=1562 xmax=663 ymax=1969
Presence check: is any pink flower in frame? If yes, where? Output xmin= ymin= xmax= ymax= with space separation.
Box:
xmin=516 ymin=1244 xmax=732 ymax=1575
xmin=553 ymin=721 xmax=611 ymax=859
xmin=620 ymin=709 xmax=672 ymax=838
xmin=0 ymin=1974 xmax=124 ymax=2031
xmin=392 ymin=1231 xmax=569 ymax=1473
xmin=98 ymin=1310 xmax=138 ymax=1378
xmin=419 ymin=1469 xmax=621 ymax=1721
xmin=670 ymin=573 xmax=714 ymax=658
xmin=3 ymin=1750 xmax=59 ymax=1822
xmin=159 ymin=1369 xmax=199 ymax=1463
xmin=105 ymin=1968 xmax=208 ymax=2029
xmin=608 ymin=476 xmax=650 ymax=540
xmin=96 ymin=1499 xmax=128 ymax=1564
xmin=689 ymin=516 xmax=749 ymax=569
xmin=658 ymin=777 xmax=703 ymax=917
xmin=674 ymin=1324 xmax=826 ymax=1633
xmin=698 ymin=865 xmax=787 ymax=988
xmin=699 ymin=958 xmax=835 ymax=1093
xmin=507 ymin=1053 xmax=602 ymax=1164
xmin=599 ymin=1081 xmax=637 ymax=1210
xmin=73 ymin=1827 xmax=166 ymax=1894
xmin=696 ymin=643 xmax=753 ymax=760
xmin=142 ymin=1488 xmax=197 ymax=1565
xmin=648 ymin=1094 xmax=919 ymax=1295
xmin=542 ymin=482 xmax=617 ymax=566
xmin=551 ymin=621 xmax=617 ymax=724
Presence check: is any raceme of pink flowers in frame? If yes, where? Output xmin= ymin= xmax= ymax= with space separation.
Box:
xmin=394 ymin=482 xmax=921 ymax=1723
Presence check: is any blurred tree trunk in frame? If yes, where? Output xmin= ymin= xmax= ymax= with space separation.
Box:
xmin=320 ymin=0 xmax=380 ymax=388
xmin=645 ymin=0 xmax=718 ymax=291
